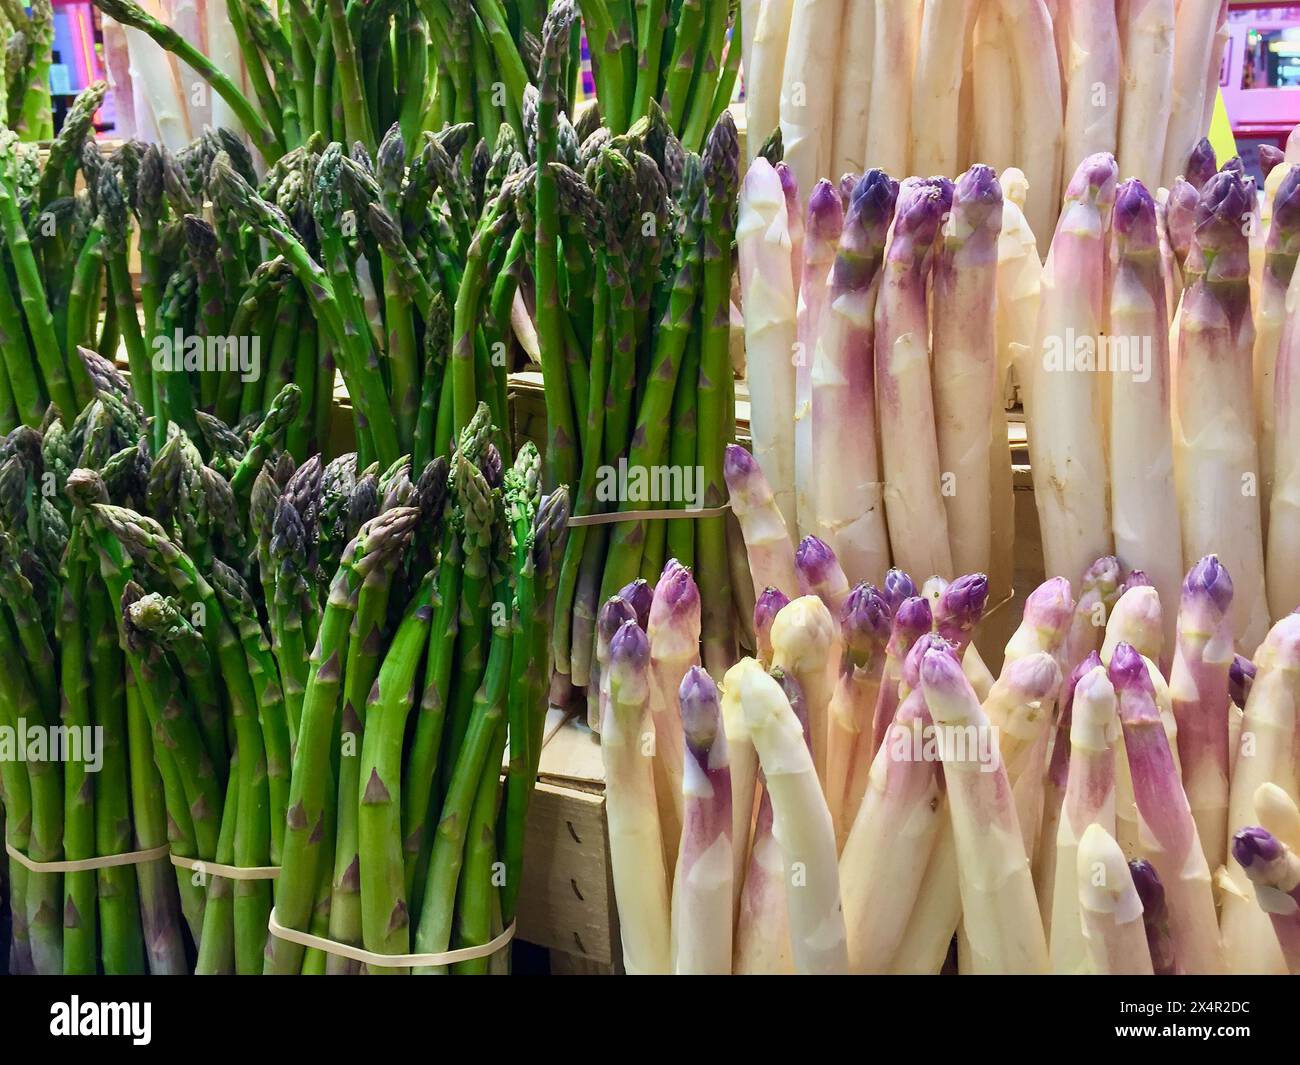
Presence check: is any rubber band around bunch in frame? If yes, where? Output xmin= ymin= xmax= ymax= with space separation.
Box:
xmin=267 ymin=907 xmax=516 ymax=966
xmin=6 ymin=838 xmax=170 ymax=873
xmin=566 ymin=502 xmax=731 ymax=527
xmin=169 ymin=853 xmax=280 ymax=881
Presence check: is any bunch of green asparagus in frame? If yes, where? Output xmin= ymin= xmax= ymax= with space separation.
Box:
xmin=0 ymin=0 xmax=53 ymax=141
xmin=0 ymin=349 xmax=568 ymax=974
xmin=529 ymin=3 xmax=744 ymax=714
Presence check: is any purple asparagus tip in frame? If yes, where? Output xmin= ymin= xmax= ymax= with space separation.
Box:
xmin=1272 ymin=167 xmax=1300 ymax=234
xmin=1064 ymin=152 xmax=1119 ymax=205
xmin=839 ymin=172 xmax=858 ymax=209
xmin=609 ymin=618 xmax=650 ymax=669
xmin=679 ymin=665 xmax=722 ymax=755
xmin=903 ymin=632 xmax=956 ymax=689
xmin=598 ymin=595 xmax=638 ymax=646
xmin=853 ymin=168 xmax=900 ymax=217
xmin=1185 ymin=137 xmax=1217 ymax=189
xmin=893 ymin=180 xmax=950 ymax=246
xmin=1228 ymin=653 xmax=1256 ymax=710
xmin=1062 ymin=649 xmax=1104 ymax=719
xmin=1260 ymin=144 xmax=1286 ymax=178
xmin=953 ymin=163 xmax=1002 ymax=227
xmin=1233 ymin=826 xmax=1283 ymax=868
xmin=884 ymin=568 xmax=917 ymax=613
xmin=806 ymin=179 xmax=843 ymax=239
xmin=723 ymin=442 xmax=758 ymax=481
xmin=650 ymin=560 xmax=698 ymax=627
xmin=1196 ymin=170 xmax=1255 ymax=236
xmin=1026 ymin=576 xmax=1074 ymax=628
xmin=1219 ymin=155 xmax=1245 ymax=178
xmin=1183 ymin=554 xmax=1233 ymax=614
xmin=795 ymin=535 xmax=840 ymax=585
xmin=937 ymin=573 xmax=990 ymax=630
xmin=618 ymin=578 xmax=654 ymax=630
xmin=754 ymin=585 xmax=790 ymax=631
xmin=919 ymin=643 xmax=965 ymax=693
xmin=1121 ymin=569 xmax=1152 ymax=594
xmin=776 ymin=162 xmax=799 ymax=211
xmin=841 ymin=583 xmax=891 ymax=664
xmin=893 ymin=595 xmax=933 ymax=641
xmin=1128 ymin=858 xmax=1166 ymax=914
xmin=1107 ymin=641 xmax=1150 ymax=692
xmin=1113 ymin=179 xmax=1157 ymax=249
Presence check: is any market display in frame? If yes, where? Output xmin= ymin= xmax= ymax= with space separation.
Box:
xmin=0 ymin=0 xmax=1295 ymax=981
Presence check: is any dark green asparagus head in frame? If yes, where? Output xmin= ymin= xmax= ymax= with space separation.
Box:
xmin=89 ymin=0 xmax=152 ymax=33
xmin=378 ymin=455 xmax=415 ymax=511
xmin=539 ymin=0 xmax=575 ymax=112
xmin=378 ymin=123 xmax=406 ymax=196
xmin=5 ymin=31 xmax=30 ymax=86
xmin=101 ymin=439 xmax=152 ymax=510
xmin=434 ymin=122 xmax=477 ymax=163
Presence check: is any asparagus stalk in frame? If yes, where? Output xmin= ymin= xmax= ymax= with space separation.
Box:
xmin=810 ymin=169 xmax=895 ymax=585
xmin=867 ymin=594 xmax=931 ymax=759
xmin=670 ymin=666 xmax=732 ymax=974
xmin=910 ymin=0 xmax=974 ymax=177
xmin=1076 ymin=822 xmax=1154 ymax=975
xmin=723 ymin=444 xmax=798 ymax=600
xmin=753 ymin=586 xmax=790 ymax=670
xmin=1059 ymin=0 xmax=1119 ymax=173
xmin=744 ymin=0 xmax=793 ymax=164
xmin=768 ymin=593 xmax=838 ymax=785
xmin=864 ymin=0 xmax=918 ymax=177
xmin=1117 ymin=0 xmax=1175 ymax=191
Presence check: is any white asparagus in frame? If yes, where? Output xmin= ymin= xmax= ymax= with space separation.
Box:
xmin=601 ymin=621 xmax=671 ymax=974
xmin=934 ymin=165 xmax=1003 ymax=575
xmin=1050 ymin=666 xmax=1119 ymax=973
xmin=1108 ymin=180 xmax=1183 ymax=656
xmin=1117 ymin=0 xmax=1175 ymax=191
xmin=1026 ymin=154 xmax=1116 ymax=591
xmin=121 ymin=24 xmax=191 ymax=151
xmin=724 ymin=443 xmax=799 ymax=599
xmin=829 ymin=0 xmax=873 ymax=176
xmin=1161 ymin=0 xmax=1225 ymax=188
xmin=205 ymin=0 xmax=248 ymax=143
xmin=739 ymin=666 xmax=848 ymax=973
xmin=910 ymin=0 xmax=976 ymax=178
xmin=1174 ymin=172 xmax=1270 ymax=652
xmin=809 ymin=172 xmax=895 ymax=585
xmin=919 ymin=647 xmax=1050 ymax=974
xmin=778 ymin=0 xmax=845 ymax=200
xmin=1060 ymin=0 xmax=1121 ymax=177
xmin=1256 ymin=782 xmax=1300 ymax=853
xmin=737 ymin=162 xmax=800 ymax=535
xmin=1220 ymin=614 xmax=1300 ymax=973
xmin=865 ymin=0 xmax=920 ymax=177
xmin=1076 ymin=823 xmax=1155 ymax=974
xmin=840 ymin=689 xmax=945 ymax=972
xmin=671 ymin=668 xmax=733 ymax=974
xmin=876 ymin=180 xmax=954 ymax=580
xmin=1000 ymin=0 xmax=1064 ymax=253
xmin=769 ymin=594 xmax=839 ymax=783
xmin=970 ymin=0 xmax=1018 ymax=175
xmin=721 ymin=657 xmax=765 ymax=914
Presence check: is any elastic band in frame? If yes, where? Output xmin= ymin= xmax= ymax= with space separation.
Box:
xmin=169 ymin=853 xmax=281 ymax=881
xmin=267 ymin=906 xmax=516 ymax=967
xmin=5 ymin=839 xmax=169 ymax=873
xmin=567 ymin=502 xmax=730 ymax=527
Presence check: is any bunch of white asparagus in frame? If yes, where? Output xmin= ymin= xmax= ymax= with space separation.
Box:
xmin=602 ymin=448 xmax=1300 ymax=973
xmin=737 ymin=157 xmax=1018 ymax=596
xmin=743 ymin=0 xmax=1226 ymax=254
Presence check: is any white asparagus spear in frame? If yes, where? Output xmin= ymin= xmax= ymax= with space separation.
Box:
xmin=826 ymin=584 xmax=890 ymax=849
xmin=671 ymin=668 xmax=733 ymax=974
xmin=829 ymin=0 xmax=873 ymax=176
xmin=919 ymin=647 xmax=1050 ymax=973
xmin=794 ymin=182 xmax=843 ymax=539
xmin=810 ymin=171 xmax=896 ymax=584
xmin=738 ymin=666 xmax=848 ymax=973
xmin=910 ymin=0 xmax=975 ymax=177
xmin=1076 ymin=823 xmax=1155 ymax=974
xmin=204 ymin=0 xmax=248 ymax=143
xmin=1199 ymin=0 xmax=1230 ymax=139
xmin=1110 ymin=641 xmax=1225 ymax=973
xmin=746 ymin=0 xmax=796 ymax=163
xmin=1000 ymin=0 xmax=1064 ymax=253
xmin=840 ymin=689 xmax=945 ymax=972
xmin=1232 ymin=826 xmax=1300 ymax=974
xmin=736 ymin=161 xmax=799 ymax=534
xmin=1060 ymin=0 xmax=1121 ymax=175
xmin=720 ymin=657 xmax=765 ymax=914
xmin=1108 ymin=180 xmax=1183 ymax=656
xmin=646 ymin=560 xmax=701 ymax=876
xmin=864 ymin=0 xmax=920 ymax=176
xmin=1026 ymin=153 xmax=1116 ymax=594
xmin=1174 ymin=171 xmax=1270 ymax=652
xmin=934 ymin=165 xmax=1003 ymax=575
xmin=877 ymin=179 xmax=954 ymax=580
xmin=1117 ymin=0 xmax=1175 ymax=191
xmin=1220 ymin=614 xmax=1300 ymax=973
xmin=1161 ymin=0 xmax=1223 ymax=189
xmin=1050 ymin=666 xmax=1119 ymax=973
xmin=778 ymin=0 xmax=845 ymax=199
xmin=121 ymin=25 xmax=191 ymax=151
xmin=724 ymin=444 xmax=799 ymax=599
xmin=769 ymin=594 xmax=839 ymax=783
xmin=1256 ymin=782 xmax=1300 ymax=852
xmin=601 ymin=621 xmax=670 ymax=974
xmin=971 ymin=0 xmax=1017 ymax=174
